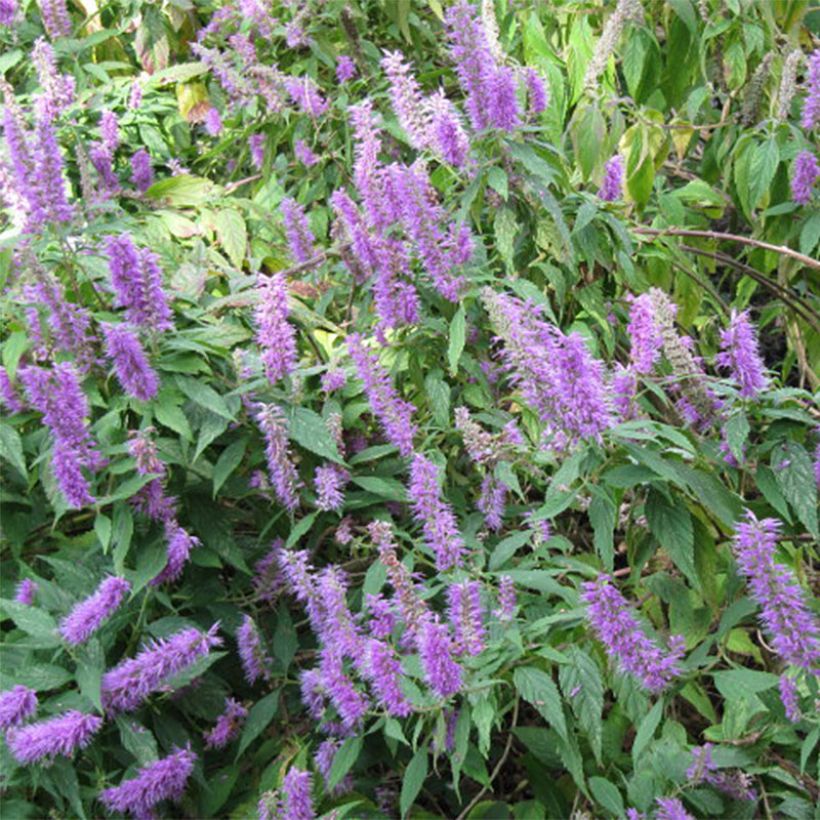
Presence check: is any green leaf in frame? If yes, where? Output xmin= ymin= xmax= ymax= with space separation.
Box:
xmin=487 ymin=166 xmax=509 ymax=200
xmin=588 ymin=486 xmax=616 ymax=571
xmin=0 ymin=600 xmax=59 ymax=646
xmin=513 ymin=667 xmax=567 ymax=742
xmin=145 ymin=174 xmax=214 ymax=206
xmin=448 ymin=307 xmax=466 ymax=376
xmin=0 ymin=422 xmax=26 ymax=479
xmin=95 ymin=514 xmax=112 ymax=552
xmin=155 ymin=394 xmax=193 ymax=440
xmin=75 ymin=640 xmax=104 ymax=712
xmin=112 ymin=504 xmax=135 ymax=576
xmin=489 ymin=531 xmax=531 ymax=571
xmin=286 ymin=407 xmax=345 ymax=464
xmin=645 ymin=489 xmax=696 ymax=585
xmin=235 ymin=692 xmax=278 ymax=758
xmin=176 ymin=377 xmax=235 ymax=421
xmin=286 ymin=512 xmax=318 ymax=547
xmin=400 ymin=747 xmax=428 ymax=817
xmin=212 ymin=438 xmax=247 ymax=498
xmin=116 ymin=717 xmax=159 ymax=765
xmin=747 ymin=138 xmax=779 ymax=211
xmin=494 ymin=207 xmax=517 ymax=272
xmin=724 ymin=413 xmax=749 ymax=463
xmin=214 ymin=208 xmax=247 ymax=268
xmin=674 ymin=465 xmax=743 ymax=528
xmin=2 ymin=663 xmax=73 ymax=691
xmin=559 ymin=648 xmax=603 ymax=763
xmin=328 ymin=735 xmax=362 ymax=790
xmin=350 ymin=475 xmax=407 ymax=501
xmin=425 ymin=373 xmax=450 ymax=427
xmin=589 ymin=776 xmax=624 ymax=817
xmin=712 ymin=669 xmax=778 ymax=700
xmin=772 ymin=441 xmax=818 ymax=537
xmin=631 ymin=697 xmax=664 ymax=764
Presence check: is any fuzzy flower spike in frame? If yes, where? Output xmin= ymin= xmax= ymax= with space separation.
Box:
xmin=59 ymin=576 xmax=130 ymax=645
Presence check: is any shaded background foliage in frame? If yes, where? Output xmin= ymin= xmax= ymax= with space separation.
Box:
xmin=0 ymin=0 xmax=819 ymax=819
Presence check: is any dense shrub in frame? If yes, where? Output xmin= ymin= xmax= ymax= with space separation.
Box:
xmin=1 ymin=1 xmax=818 ymax=818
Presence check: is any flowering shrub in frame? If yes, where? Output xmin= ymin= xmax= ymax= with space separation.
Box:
xmin=1 ymin=1 xmax=819 ymax=819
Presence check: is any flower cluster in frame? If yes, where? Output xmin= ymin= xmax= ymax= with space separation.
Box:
xmin=204 ymin=698 xmax=248 ymax=749
xmin=58 ymin=576 xmax=130 ymax=646
xmin=6 ymin=710 xmax=103 ymax=764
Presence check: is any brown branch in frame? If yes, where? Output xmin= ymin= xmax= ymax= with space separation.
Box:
xmin=455 ymin=698 xmax=520 ymax=820
xmin=635 ymin=227 xmax=820 ymax=271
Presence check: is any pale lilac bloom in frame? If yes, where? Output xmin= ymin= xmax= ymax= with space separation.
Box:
xmin=152 ymin=521 xmax=199 ymax=585
xmin=0 ymin=0 xmax=16 ymax=25
xmin=15 ymin=578 xmax=38 ymax=605
xmin=655 ymin=797 xmax=693 ymax=820
xmin=249 ymin=133 xmax=265 ymax=169
xmin=280 ymin=196 xmax=316 ymax=263
xmin=381 ymin=51 xmax=430 ymax=150
xmin=321 ymin=369 xmax=346 ymax=392
xmin=130 ymin=148 xmax=154 ymax=191
xmin=362 ymin=638 xmax=413 ymax=716
xmin=495 ymin=576 xmax=517 ymax=621
xmin=255 ymin=403 xmax=301 ymax=511
xmin=59 ymin=576 xmax=130 ymax=645
xmin=686 ymin=742 xmax=757 ymax=801
xmin=626 ymin=292 xmax=663 ymax=374
xmin=102 ymin=323 xmax=159 ymax=401
xmin=779 ymin=674 xmax=800 ymax=723
xmin=417 ymin=615 xmax=463 ymax=698
xmin=716 ymin=309 xmax=769 ymax=397
xmin=477 ymin=474 xmax=505 ymax=531
xmin=427 ymin=90 xmax=470 ymax=167
xmin=314 ymin=464 xmax=348 ymax=511
xmin=599 ymin=154 xmax=624 ymax=201
xmin=0 ymin=367 xmax=24 ymax=413
xmin=256 ymin=272 xmax=297 ymax=384
xmin=7 ymin=710 xmax=102 ymax=764
xmin=284 ymin=75 xmax=329 ymax=118
xmin=36 ymin=0 xmax=71 ymax=39
xmin=447 ymin=581 xmax=486 ymax=655
xmin=408 ymin=453 xmax=466 ymax=570
xmin=99 ymin=746 xmax=197 ymax=817
xmin=347 ymin=334 xmax=417 ymax=456
xmin=101 ymin=625 xmax=222 ymax=713
xmin=129 ymin=80 xmax=143 ymax=110
xmin=791 ymin=149 xmax=818 ymax=204
xmin=204 ymin=698 xmax=247 ymax=748
xmin=294 ymin=138 xmax=318 ymax=166
xmin=281 ymin=767 xmax=315 ymax=820
xmin=237 ymin=615 xmax=272 ymax=684
xmin=801 ymin=49 xmax=820 ymax=129
xmin=582 ymin=574 xmax=685 ymax=692
xmin=0 ymin=685 xmax=37 ymax=730
xmin=336 ymin=55 xmax=357 ymax=82
xmin=524 ymin=67 xmax=549 ymax=114
xmin=731 ymin=512 xmax=820 ymax=672
xmin=204 ymin=107 xmax=223 ymax=136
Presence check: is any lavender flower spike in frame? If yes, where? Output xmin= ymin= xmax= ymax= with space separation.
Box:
xmin=715 ymin=309 xmax=769 ymax=398
xmin=581 ymin=574 xmax=685 ymax=692
xmin=598 ymin=154 xmax=624 ymax=201
xmin=495 ymin=576 xmax=517 ymax=622
xmin=336 ymin=55 xmax=357 ymax=83
xmin=801 ymin=49 xmax=820 ymax=130
xmin=0 ymin=685 xmax=38 ymax=730
xmin=347 ymin=333 xmax=417 ymax=457
xmin=59 ymin=576 xmax=130 ymax=646
xmin=256 ymin=272 xmax=297 ymax=384
xmin=731 ymin=512 xmax=820 ymax=672
xmin=655 ymin=797 xmax=693 ymax=820
xmin=281 ymin=767 xmax=316 ymax=820
xmin=101 ymin=625 xmax=222 ymax=713
xmin=204 ymin=698 xmax=248 ymax=749
xmin=151 ymin=520 xmax=199 ymax=585
xmin=791 ymin=150 xmax=818 ymax=205
xmin=255 ymin=403 xmax=301 ymax=511
xmin=362 ymin=638 xmax=413 ymax=717
xmin=280 ymin=197 xmax=316 ymax=263
xmin=408 ymin=453 xmax=466 ymax=571
xmin=99 ymin=746 xmax=197 ymax=818
xmin=447 ymin=580 xmax=486 ymax=655
xmin=6 ymin=710 xmax=102 ymax=764
xmin=381 ymin=51 xmax=430 ymax=150
xmin=417 ymin=615 xmax=463 ymax=698
xmin=237 ymin=615 xmax=272 ymax=684
xmin=130 ymin=147 xmax=154 ymax=191
xmin=15 ymin=578 xmax=38 ymax=605
xmin=102 ymin=323 xmax=160 ymax=401
xmin=626 ymin=292 xmax=663 ymax=374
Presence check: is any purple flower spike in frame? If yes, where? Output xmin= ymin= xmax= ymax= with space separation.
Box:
xmin=581 ymin=574 xmax=685 ymax=692
xmin=7 ymin=710 xmax=102 ymax=764
xmin=59 ymin=576 xmax=130 ymax=645
xmin=284 ymin=76 xmax=328 ymax=118
xmin=495 ymin=575 xmax=517 ymax=622
xmin=525 ymin=67 xmax=549 ymax=115
xmin=294 ymin=139 xmax=318 ymax=167
xmin=408 ymin=453 xmax=466 ymax=571
xmin=447 ymin=580 xmax=486 ymax=655
xmin=791 ymin=150 xmax=818 ymax=205
xmin=151 ymin=520 xmax=199 ymax=585
xmin=14 ymin=578 xmax=38 ymax=605
xmin=256 ymin=272 xmax=297 ymax=384
xmin=99 ymin=746 xmax=197 ymax=818
xmin=204 ymin=698 xmax=248 ymax=749
xmin=314 ymin=464 xmax=348 ymax=512
xmin=36 ymin=0 xmax=72 ymax=39
xmin=381 ymin=50 xmax=430 ymax=150
xmin=0 ymin=685 xmax=38 ymax=730
xmin=626 ymin=292 xmax=663 ymax=374
xmin=336 ymin=55 xmax=357 ymax=83
xmin=731 ymin=512 xmax=820 ymax=672
xmin=715 ymin=309 xmax=769 ymax=398
xmin=102 ymin=323 xmax=160 ymax=401
xmin=362 ymin=638 xmax=413 ymax=717
xmin=347 ymin=334 xmax=417 ymax=457
xmin=101 ymin=625 xmax=222 ymax=713
xmin=280 ymin=196 xmax=316 ymax=263
xmin=801 ymin=49 xmax=820 ymax=130
xmin=281 ymin=767 xmax=315 ymax=820
xmin=477 ymin=473 xmax=506 ymax=531
xmin=655 ymin=797 xmax=693 ymax=820
xmin=417 ymin=616 xmax=463 ymax=698
xmin=237 ymin=615 xmax=272 ymax=685
xmin=598 ymin=154 xmax=624 ymax=201
xmin=130 ymin=147 xmax=154 ymax=192
xmin=254 ymin=403 xmax=301 ymax=511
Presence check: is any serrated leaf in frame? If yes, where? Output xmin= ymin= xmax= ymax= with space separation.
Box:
xmin=0 ymin=600 xmax=59 ymax=645
xmin=400 ymin=747 xmax=428 ymax=817
xmin=154 ymin=396 xmax=193 ymax=440
xmin=724 ymin=413 xmax=749 ymax=463
xmin=1 ymin=663 xmax=73 ymax=691
xmin=328 ymin=736 xmax=362 ymax=790
xmin=489 ymin=531 xmax=531 ymax=571
xmin=631 ymin=697 xmax=664 ymax=764
xmin=645 ymin=489 xmax=696 ymax=585
xmin=513 ymin=667 xmax=567 ymax=742
xmin=487 ymin=166 xmax=508 ymax=200
xmin=588 ymin=487 xmax=616 ymax=571
xmin=425 ymin=373 xmax=450 ymax=427
xmin=215 ymin=209 xmax=247 ymax=268
xmin=176 ymin=377 xmax=235 ymax=421
xmin=589 ymin=776 xmax=624 ymax=817
xmin=772 ymin=441 xmax=818 ymax=537
xmin=286 ymin=407 xmax=345 ymax=464
xmin=75 ymin=640 xmax=104 ymax=712
xmin=559 ymin=648 xmax=603 ymax=764
xmin=236 ymin=691 xmax=279 ymax=759
xmin=212 ymin=438 xmax=247 ymax=498
xmin=448 ymin=307 xmax=466 ymax=376
xmin=350 ymin=475 xmax=406 ymax=501
xmin=0 ymin=422 xmax=26 ymax=479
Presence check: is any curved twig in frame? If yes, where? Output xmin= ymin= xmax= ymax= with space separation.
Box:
xmin=635 ymin=226 xmax=820 ymax=271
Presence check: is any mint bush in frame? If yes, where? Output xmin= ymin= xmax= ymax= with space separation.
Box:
xmin=1 ymin=1 xmax=818 ymax=818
